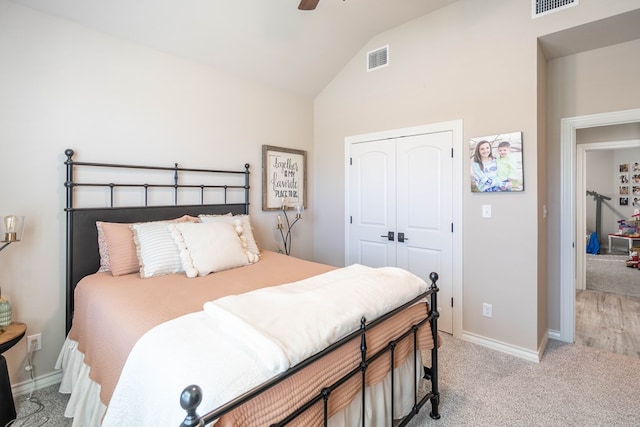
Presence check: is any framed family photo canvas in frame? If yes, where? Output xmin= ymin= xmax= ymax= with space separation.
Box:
xmin=262 ymin=145 xmax=307 ymax=211
xmin=469 ymin=131 xmax=524 ymax=193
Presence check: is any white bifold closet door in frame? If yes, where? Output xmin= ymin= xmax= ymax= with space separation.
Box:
xmin=348 ymin=131 xmax=453 ymax=333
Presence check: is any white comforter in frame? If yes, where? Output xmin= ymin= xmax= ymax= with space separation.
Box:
xmin=102 ymin=264 xmax=427 ymax=426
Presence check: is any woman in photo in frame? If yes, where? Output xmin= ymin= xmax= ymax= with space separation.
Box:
xmin=471 ymin=140 xmax=501 ymax=192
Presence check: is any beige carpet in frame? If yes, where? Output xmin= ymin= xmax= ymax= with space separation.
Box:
xmin=408 ymin=333 xmax=640 ymax=426
xmin=13 ymin=333 xmax=640 ymax=426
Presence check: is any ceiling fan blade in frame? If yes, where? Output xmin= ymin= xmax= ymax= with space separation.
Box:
xmin=298 ymin=0 xmax=320 ymax=10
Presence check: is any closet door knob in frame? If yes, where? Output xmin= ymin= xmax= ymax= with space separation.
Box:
xmin=380 ymin=231 xmax=394 ymax=241
xmin=398 ymin=232 xmax=408 ymax=242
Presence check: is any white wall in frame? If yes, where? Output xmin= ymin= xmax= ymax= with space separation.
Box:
xmin=585 ymin=150 xmax=615 ymax=240
xmin=0 ymin=1 xmax=315 ymax=386
xmin=314 ymin=0 xmax=640 ymax=353
xmin=316 ymin=0 xmax=539 ymax=352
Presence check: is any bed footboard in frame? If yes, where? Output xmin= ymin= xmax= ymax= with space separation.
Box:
xmin=179 ymin=272 xmax=441 ymax=427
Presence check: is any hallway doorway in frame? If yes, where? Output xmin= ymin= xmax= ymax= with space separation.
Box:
xmin=576 ymin=141 xmax=640 ymax=358
xmin=559 ymin=108 xmax=640 ymax=344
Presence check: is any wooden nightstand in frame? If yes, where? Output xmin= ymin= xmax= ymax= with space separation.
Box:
xmin=0 ymin=322 xmax=26 ymax=426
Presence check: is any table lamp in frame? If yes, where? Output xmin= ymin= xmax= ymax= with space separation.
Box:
xmin=0 ymin=215 xmax=25 ymax=327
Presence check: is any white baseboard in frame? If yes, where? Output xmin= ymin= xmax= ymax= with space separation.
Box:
xmin=12 ymin=370 xmax=62 ymax=397
xmin=462 ymin=331 xmax=544 ymax=363
xmin=548 ymin=329 xmax=561 ymax=340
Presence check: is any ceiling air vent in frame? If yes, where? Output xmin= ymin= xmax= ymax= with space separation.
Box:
xmin=367 ymin=45 xmax=389 ymax=72
xmin=532 ymin=0 xmax=578 ymax=18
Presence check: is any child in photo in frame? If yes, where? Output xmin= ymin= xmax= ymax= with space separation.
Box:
xmin=496 ymin=141 xmax=517 ymax=191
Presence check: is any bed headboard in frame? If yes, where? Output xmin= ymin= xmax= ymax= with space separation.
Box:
xmin=64 ymin=149 xmax=250 ymax=333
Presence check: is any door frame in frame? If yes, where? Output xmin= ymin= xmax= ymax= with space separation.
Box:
xmin=344 ymin=119 xmax=464 ymax=338
xmin=576 ymin=140 xmax=640 ymax=291
xmin=560 ymin=108 xmax=640 ymax=343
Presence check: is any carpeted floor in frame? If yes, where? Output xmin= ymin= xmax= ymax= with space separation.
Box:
xmin=10 ymin=384 xmax=71 ymax=427
xmin=12 ymin=333 xmax=640 ymax=426
xmin=586 ymin=253 xmax=640 ymax=298
xmin=409 ymin=334 xmax=640 ymax=426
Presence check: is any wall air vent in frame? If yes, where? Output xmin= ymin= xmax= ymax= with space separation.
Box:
xmin=367 ymin=45 xmax=389 ymax=72
xmin=532 ymin=0 xmax=578 ymax=18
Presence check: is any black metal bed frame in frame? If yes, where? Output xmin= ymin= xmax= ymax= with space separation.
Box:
xmin=63 ymin=148 xmax=441 ymax=426
xmin=64 ymin=148 xmax=250 ymax=334
xmin=179 ymin=273 xmax=441 ymax=427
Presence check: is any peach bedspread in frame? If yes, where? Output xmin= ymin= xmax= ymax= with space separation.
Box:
xmin=67 ymin=250 xmax=435 ymax=425
xmin=68 ymin=250 xmax=335 ymax=407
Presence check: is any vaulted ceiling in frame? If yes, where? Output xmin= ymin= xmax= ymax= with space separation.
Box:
xmin=9 ymin=0 xmax=459 ymax=97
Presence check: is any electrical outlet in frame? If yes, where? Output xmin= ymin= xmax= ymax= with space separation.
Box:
xmin=27 ymin=333 xmax=42 ymax=351
xmin=482 ymin=303 xmax=493 ymax=318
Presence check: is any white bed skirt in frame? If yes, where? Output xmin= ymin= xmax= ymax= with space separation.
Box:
xmin=55 ymin=337 xmax=424 ymax=427
xmin=55 ymin=338 xmax=107 ymax=427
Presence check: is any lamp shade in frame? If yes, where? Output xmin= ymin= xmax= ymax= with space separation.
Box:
xmin=1 ymin=215 xmax=25 ymax=243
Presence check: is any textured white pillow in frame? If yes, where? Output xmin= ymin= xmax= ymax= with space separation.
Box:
xmin=131 ymin=222 xmax=183 ymax=279
xmin=171 ymin=222 xmax=254 ymax=278
xmin=198 ymin=214 xmax=260 ymax=258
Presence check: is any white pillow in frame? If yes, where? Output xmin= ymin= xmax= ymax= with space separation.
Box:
xmin=171 ymin=222 xmax=255 ymax=278
xmin=199 ymin=214 xmax=260 ymax=257
xmin=131 ymin=222 xmax=183 ymax=279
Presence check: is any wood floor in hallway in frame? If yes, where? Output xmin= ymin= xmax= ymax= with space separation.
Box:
xmin=575 ymin=289 xmax=640 ymax=358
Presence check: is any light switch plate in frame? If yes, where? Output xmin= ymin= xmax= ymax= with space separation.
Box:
xmin=482 ymin=204 xmax=492 ymax=218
